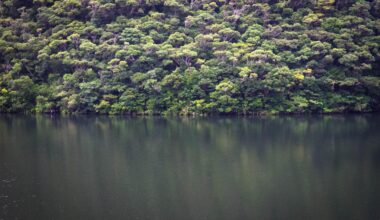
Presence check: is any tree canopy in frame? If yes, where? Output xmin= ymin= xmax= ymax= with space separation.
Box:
xmin=0 ymin=0 xmax=379 ymax=114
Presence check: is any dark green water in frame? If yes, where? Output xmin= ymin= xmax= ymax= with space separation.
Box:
xmin=1 ymin=115 xmax=380 ymax=220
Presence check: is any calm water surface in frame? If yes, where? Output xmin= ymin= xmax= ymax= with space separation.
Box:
xmin=0 ymin=115 xmax=380 ymax=220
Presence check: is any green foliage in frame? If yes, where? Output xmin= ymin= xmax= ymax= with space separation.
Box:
xmin=0 ymin=0 xmax=379 ymax=114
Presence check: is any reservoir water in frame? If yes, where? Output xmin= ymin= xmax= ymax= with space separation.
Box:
xmin=1 ymin=115 xmax=380 ymax=220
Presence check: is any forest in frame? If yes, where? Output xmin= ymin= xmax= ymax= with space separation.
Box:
xmin=0 ymin=0 xmax=379 ymax=115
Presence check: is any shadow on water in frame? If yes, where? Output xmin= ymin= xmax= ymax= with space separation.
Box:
xmin=0 ymin=115 xmax=380 ymax=220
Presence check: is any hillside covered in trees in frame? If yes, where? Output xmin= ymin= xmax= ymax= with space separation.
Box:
xmin=0 ymin=0 xmax=380 ymax=114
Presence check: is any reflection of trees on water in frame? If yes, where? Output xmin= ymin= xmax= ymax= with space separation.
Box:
xmin=0 ymin=115 xmax=379 ymax=220
xmin=0 ymin=163 xmax=16 ymax=220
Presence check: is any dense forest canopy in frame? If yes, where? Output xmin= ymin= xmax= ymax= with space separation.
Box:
xmin=0 ymin=0 xmax=379 ymax=114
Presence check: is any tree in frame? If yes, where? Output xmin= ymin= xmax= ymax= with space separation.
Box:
xmin=0 ymin=0 xmax=379 ymax=114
